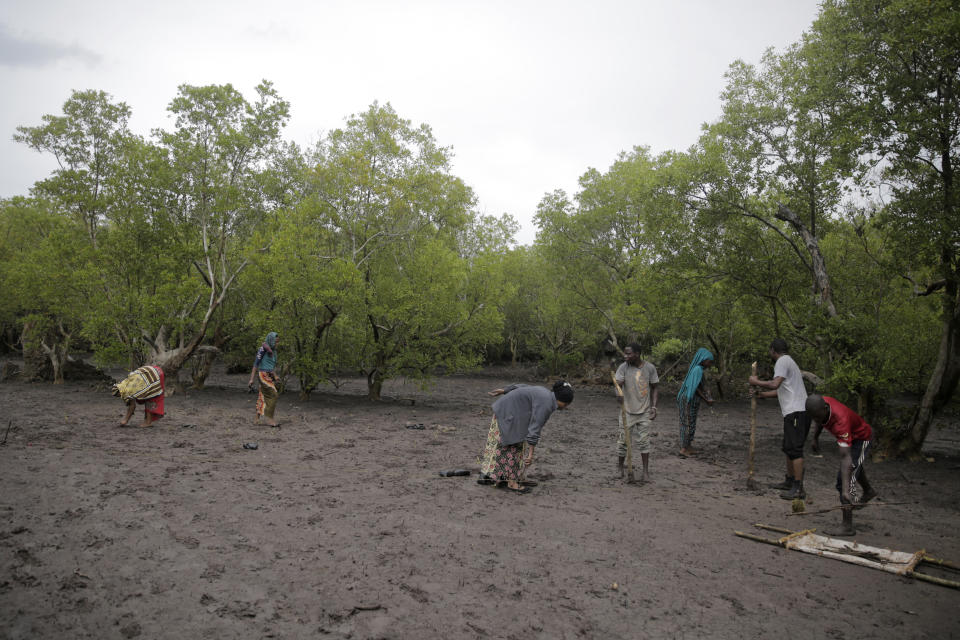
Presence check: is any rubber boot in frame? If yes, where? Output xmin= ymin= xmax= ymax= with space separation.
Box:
xmin=826 ymin=505 xmax=856 ymax=537
xmin=770 ymin=475 xmax=793 ymax=490
xmin=779 ymin=479 xmax=805 ymax=500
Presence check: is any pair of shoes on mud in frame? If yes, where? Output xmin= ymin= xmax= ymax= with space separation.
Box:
xmin=497 ymin=484 xmax=532 ymax=494
xmin=477 ymin=474 xmax=537 ymax=488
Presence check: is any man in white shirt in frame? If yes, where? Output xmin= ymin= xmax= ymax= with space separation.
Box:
xmin=614 ymin=343 xmax=659 ymax=483
xmin=748 ymin=338 xmax=809 ymax=500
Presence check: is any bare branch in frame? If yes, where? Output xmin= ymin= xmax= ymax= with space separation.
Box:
xmin=431 ymin=303 xmax=485 ymax=338
xmin=140 ymin=330 xmax=158 ymax=351
xmin=917 ymin=280 xmax=947 ymax=296
xmin=193 ymin=261 xmax=212 ymax=287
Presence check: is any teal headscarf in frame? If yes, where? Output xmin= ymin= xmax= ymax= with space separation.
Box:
xmin=676 ymin=348 xmax=714 ymax=404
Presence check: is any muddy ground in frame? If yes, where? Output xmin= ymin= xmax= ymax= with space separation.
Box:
xmin=1 ymin=364 xmax=959 ymax=639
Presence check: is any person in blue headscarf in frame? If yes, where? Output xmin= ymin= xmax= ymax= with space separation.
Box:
xmin=248 ymin=332 xmax=280 ymax=427
xmin=676 ymin=348 xmax=714 ymax=457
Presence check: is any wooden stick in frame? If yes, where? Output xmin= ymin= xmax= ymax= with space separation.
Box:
xmin=921 ymin=555 xmax=960 ymax=572
xmin=747 ymin=361 xmax=758 ymax=489
xmin=611 ymin=372 xmax=634 ymax=483
xmin=754 ymin=523 xmax=796 ymax=535
xmin=786 ymin=501 xmax=914 ymax=516
xmin=909 ymin=572 xmax=960 ymax=590
xmin=734 ymin=531 xmax=780 ymax=546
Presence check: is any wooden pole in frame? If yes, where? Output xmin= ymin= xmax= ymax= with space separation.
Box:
xmin=734 ymin=531 xmax=781 ymax=546
xmin=754 ymin=523 xmax=796 ymax=535
xmin=611 ymin=373 xmax=635 ymax=483
xmin=747 ymin=361 xmax=759 ymax=489
xmin=908 ymin=572 xmax=960 ymax=590
xmin=922 ymin=555 xmax=960 ymax=572
xmin=786 ymin=501 xmax=914 ymax=516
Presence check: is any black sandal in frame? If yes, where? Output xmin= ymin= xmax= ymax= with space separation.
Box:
xmin=499 ymin=484 xmax=532 ymax=494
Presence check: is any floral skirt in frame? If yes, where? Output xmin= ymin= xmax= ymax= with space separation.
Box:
xmin=478 ymin=417 xmax=526 ymax=484
xmin=256 ymin=371 xmax=278 ymax=419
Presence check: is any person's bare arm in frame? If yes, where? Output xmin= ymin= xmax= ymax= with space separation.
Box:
xmin=119 ymin=401 xmax=136 ymax=426
xmin=696 ymin=382 xmax=714 ymax=405
xmin=838 ymin=447 xmax=854 ymax=504
xmin=649 ymin=383 xmax=659 ymax=419
xmin=524 ymin=444 xmax=535 ymax=466
xmin=749 ymin=376 xmax=783 ymax=398
xmin=811 ymin=421 xmax=824 ymax=454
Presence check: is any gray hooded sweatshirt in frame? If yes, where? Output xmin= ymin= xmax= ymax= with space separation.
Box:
xmin=492 ymin=384 xmax=558 ymax=447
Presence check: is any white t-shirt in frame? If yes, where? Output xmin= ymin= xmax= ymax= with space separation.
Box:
xmin=615 ymin=361 xmax=659 ymax=415
xmin=773 ymin=354 xmax=807 ymax=416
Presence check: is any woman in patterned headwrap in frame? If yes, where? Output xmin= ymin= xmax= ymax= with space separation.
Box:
xmin=114 ymin=364 xmax=166 ymax=427
xmin=676 ymin=348 xmax=714 ymax=457
xmin=248 ymin=332 xmax=280 ymax=427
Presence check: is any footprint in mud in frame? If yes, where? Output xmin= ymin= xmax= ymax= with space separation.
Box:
xmin=82 ymin=532 xmax=115 ymax=550
xmin=150 ymin=579 xmax=174 ymax=595
xmin=15 ymin=548 xmax=42 ymax=566
xmin=200 ymin=563 xmax=225 ymax=581
xmin=55 ymin=508 xmax=88 ymax=524
xmin=117 ymin=619 xmax=141 ymax=638
xmin=215 ymin=600 xmax=258 ymax=619
xmin=173 ymin=534 xmax=200 ymax=549
xmin=60 ymin=572 xmax=90 ymax=591
xmin=400 ymin=582 xmax=429 ymax=603
xmin=11 ymin=565 xmax=40 ymax=587
xmin=719 ymin=593 xmax=747 ymax=616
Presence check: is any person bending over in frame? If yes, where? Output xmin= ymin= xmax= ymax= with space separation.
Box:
xmin=807 ymin=394 xmax=878 ymax=536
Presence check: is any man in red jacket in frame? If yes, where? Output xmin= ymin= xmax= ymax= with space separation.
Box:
xmin=808 ymin=394 xmax=879 ymax=536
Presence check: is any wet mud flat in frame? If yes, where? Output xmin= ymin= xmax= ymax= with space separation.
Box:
xmin=1 ymin=368 xmax=959 ymax=639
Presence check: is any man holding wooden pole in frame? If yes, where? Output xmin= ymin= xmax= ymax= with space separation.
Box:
xmin=748 ymin=338 xmax=809 ymax=500
xmin=614 ymin=343 xmax=659 ymax=483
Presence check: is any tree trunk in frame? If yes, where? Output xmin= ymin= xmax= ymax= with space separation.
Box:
xmin=298 ymin=372 xmax=320 ymax=402
xmin=41 ymin=328 xmax=72 ymax=385
xmin=20 ymin=319 xmax=51 ymax=382
xmin=191 ymin=350 xmax=217 ymax=390
xmin=776 ymin=204 xmax=838 ymax=319
xmin=707 ymin=333 xmax=727 ymax=400
xmin=893 ymin=284 xmax=960 ymax=458
xmin=191 ymin=326 xmax=229 ymax=389
xmin=45 ymin=344 xmax=68 ymax=384
xmin=367 ymin=369 xmax=383 ymax=401
xmin=146 ymin=250 xmax=250 ymax=390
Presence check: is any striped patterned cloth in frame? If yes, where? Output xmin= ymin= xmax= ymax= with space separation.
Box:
xmin=113 ymin=365 xmax=164 ymax=401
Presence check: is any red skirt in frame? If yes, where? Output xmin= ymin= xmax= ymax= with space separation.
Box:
xmin=138 ymin=366 xmax=165 ymax=420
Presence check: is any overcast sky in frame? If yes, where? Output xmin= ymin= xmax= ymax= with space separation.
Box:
xmin=1 ymin=0 xmax=821 ymax=244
